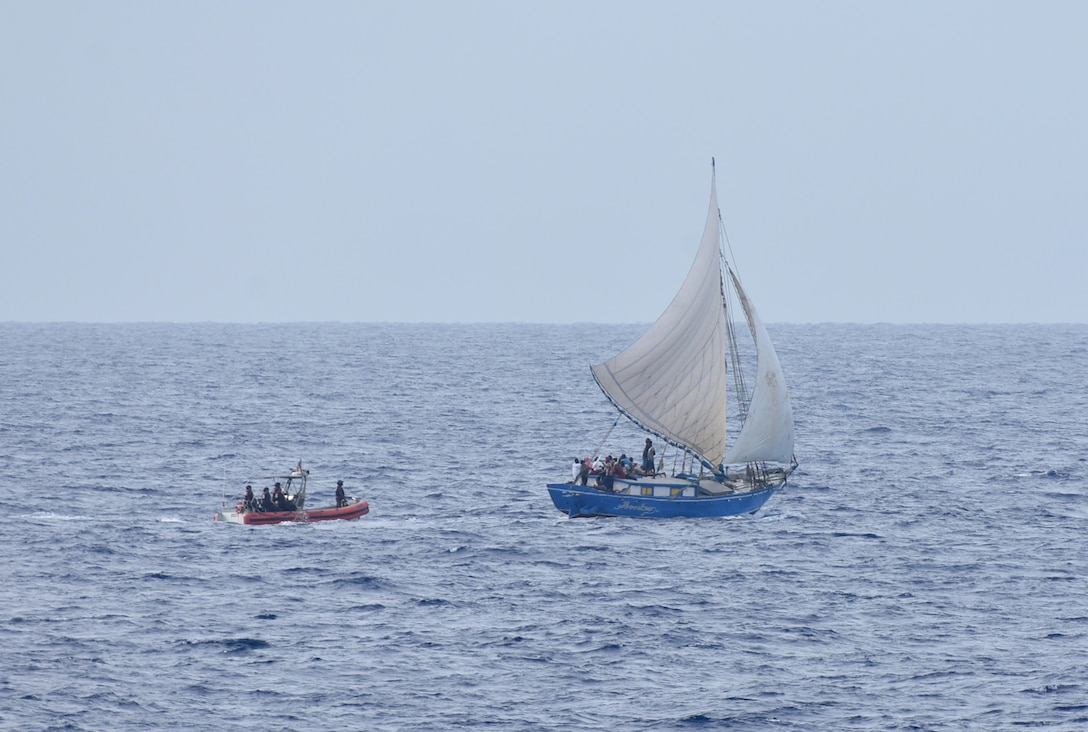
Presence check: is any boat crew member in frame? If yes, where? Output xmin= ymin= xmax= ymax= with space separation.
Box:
xmin=243 ymin=485 xmax=257 ymax=512
xmin=335 ymin=480 xmax=347 ymax=508
xmin=260 ymin=486 xmax=273 ymax=512
xmin=272 ymin=482 xmax=291 ymax=511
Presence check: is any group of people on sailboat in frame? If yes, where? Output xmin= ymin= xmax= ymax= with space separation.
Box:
xmin=569 ymin=438 xmax=661 ymax=490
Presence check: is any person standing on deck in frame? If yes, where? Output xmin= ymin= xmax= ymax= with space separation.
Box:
xmin=642 ymin=438 xmax=656 ymax=474
xmin=335 ymin=480 xmax=347 ymax=508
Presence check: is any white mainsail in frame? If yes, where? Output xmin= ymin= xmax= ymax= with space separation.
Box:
xmin=591 ymin=173 xmax=730 ymax=466
xmin=590 ymin=164 xmax=794 ymax=470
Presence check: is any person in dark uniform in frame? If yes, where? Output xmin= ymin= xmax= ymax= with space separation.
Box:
xmin=335 ymin=480 xmax=347 ymax=508
xmin=260 ymin=486 xmax=274 ymax=512
xmin=243 ymin=485 xmax=257 ymax=512
xmin=272 ymin=482 xmax=291 ymax=511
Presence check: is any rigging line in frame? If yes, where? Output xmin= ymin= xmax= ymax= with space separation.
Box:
xmin=590 ymin=418 xmax=619 ymax=460
xmin=719 ymin=237 xmax=751 ymax=417
xmin=718 ymin=203 xmax=742 ymax=282
xmin=717 ymin=213 xmax=749 ymax=379
xmin=709 ymin=191 xmax=753 ymax=438
xmin=713 ymin=158 xmax=741 ymax=277
xmin=724 ymin=291 xmax=750 ymax=416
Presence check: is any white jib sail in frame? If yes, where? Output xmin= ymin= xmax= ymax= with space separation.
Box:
xmin=723 ymin=269 xmax=795 ymax=465
xmin=591 ymin=174 xmax=730 ymax=466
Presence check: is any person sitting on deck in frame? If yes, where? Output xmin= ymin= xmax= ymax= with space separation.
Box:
xmin=335 ymin=480 xmax=347 ymax=508
xmin=260 ymin=486 xmax=274 ymax=512
xmin=243 ymin=485 xmax=257 ymax=513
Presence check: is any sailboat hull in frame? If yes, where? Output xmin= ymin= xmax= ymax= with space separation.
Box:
xmin=545 ymin=480 xmax=777 ymax=519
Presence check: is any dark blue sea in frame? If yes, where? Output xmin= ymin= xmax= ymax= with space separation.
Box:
xmin=2 ymin=323 xmax=1087 ymax=731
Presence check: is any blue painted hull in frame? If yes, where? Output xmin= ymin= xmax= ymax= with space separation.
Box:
xmin=546 ymin=481 xmax=777 ymax=518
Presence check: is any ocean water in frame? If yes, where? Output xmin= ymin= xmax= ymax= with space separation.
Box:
xmin=1 ymin=322 xmax=1087 ymax=731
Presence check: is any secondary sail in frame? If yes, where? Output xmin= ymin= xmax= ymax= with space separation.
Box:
xmin=591 ymin=175 xmax=729 ymax=466
xmin=722 ymin=269 xmax=796 ymax=464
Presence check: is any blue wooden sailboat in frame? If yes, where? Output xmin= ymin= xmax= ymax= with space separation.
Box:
xmin=547 ymin=161 xmax=797 ymax=518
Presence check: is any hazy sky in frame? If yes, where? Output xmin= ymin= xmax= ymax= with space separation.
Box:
xmin=2 ymin=1 xmax=1086 ymax=324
